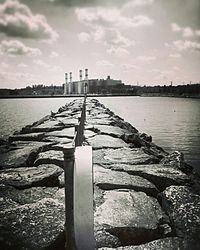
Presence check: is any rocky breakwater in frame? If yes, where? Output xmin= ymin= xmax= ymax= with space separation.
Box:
xmin=0 ymin=99 xmax=83 ymax=250
xmin=85 ymin=99 xmax=200 ymax=250
xmin=0 ymin=98 xmax=200 ymax=250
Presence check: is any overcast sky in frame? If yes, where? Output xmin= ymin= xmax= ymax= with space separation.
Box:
xmin=0 ymin=0 xmax=200 ymax=88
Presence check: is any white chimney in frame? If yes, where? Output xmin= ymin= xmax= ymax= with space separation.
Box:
xmin=65 ymin=73 xmax=68 ymax=83
xmin=64 ymin=73 xmax=68 ymax=95
xmin=70 ymin=72 xmax=72 ymax=83
xmin=79 ymin=70 xmax=83 ymax=81
xmin=85 ymin=68 xmax=88 ymax=80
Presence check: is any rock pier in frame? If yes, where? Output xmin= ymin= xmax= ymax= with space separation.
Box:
xmin=0 ymin=98 xmax=200 ymax=250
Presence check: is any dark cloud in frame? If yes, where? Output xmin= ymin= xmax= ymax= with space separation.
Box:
xmin=48 ymin=0 xmax=129 ymax=7
xmin=160 ymin=0 xmax=200 ymax=28
xmin=0 ymin=0 xmax=58 ymax=41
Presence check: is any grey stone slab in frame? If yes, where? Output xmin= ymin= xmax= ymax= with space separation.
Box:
xmin=142 ymin=142 xmax=168 ymax=159
xmin=28 ymin=119 xmax=66 ymax=133
xmin=53 ymin=187 xmax=65 ymax=204
xmin=87 ymin=117 xmax=114 ymax=126
xmin=161 ymin=151 xmax=193 ymax=173
xmin=51 ymin=142 xmax=72 ymax=151
xmin=110 ymin=164 xmax=191 ymax=191
xmin=0 ymin=190 xmax=19 ymax=210
xmin=89 ymin=125 xmax=129 ymax=138
xmin=45 ymin=127 xmax=75 ymax=138
xmin=54 ymin=109 xmax=73 ymax=118
xmin=56 ymin=117 xmax=78 ymax=127
xmin=95 ymin=223 xmax=121 ymax=249
xmin=94 ymin=185 xmax=105 ymax=212
xmin=58 ymin=172 xmax=64 ymax=187
xmin=0 ymin=198 xmax=65 ymax=250
xmin=35 ymin=119 xmax=64 ymax=128
xmin=26 ymin=125 xmax=65 ymax=133
xmin=34 ymin=150 xmax=64 ymax=168
xmin=161 ymin=185 xmax=200 ymax=246
xmin=88 ymin=135 xmax=129 ymax=149
xmin=99 ymin=237 xmax=182 ymax=250
xmin=93 ymin=148 xmax=159 ymax=165
xmin=95 ymin=190 xmax=168 ymax=246
xmin=85 ymin=129 xmax=97 ymax=139
xmin=42 ymin=136 xmax=72 ymax=147
xmin=94 ymin=165 xmax=158 ymax=196
xmin=0 ymin=164 xmax=63 ymax=188
xmin=0 ymin=141 xmax=51 ymax=169
xmin=90 ymin=113 xmax=111 ymax=119
xmin=9 ymin=132 xmax=45 ymax=143
xmin=0 ymin=185 xmax=59 ymax=209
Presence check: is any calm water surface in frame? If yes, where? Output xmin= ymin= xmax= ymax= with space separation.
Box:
xmin=97 ymin=97 xmax=200 ymax=173
xmin=0 ymin=97 xmax=76 ymax=138
xmin=0 ymin=96 xmax=199 ymax=173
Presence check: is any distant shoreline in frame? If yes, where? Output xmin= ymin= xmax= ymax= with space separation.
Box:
xmin=0 ymin=93 xmax=200 ymax=99
xmin=0 ymin=94 xmax=137 ymax=99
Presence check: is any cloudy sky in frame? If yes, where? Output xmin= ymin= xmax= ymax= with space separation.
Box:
xmin=0 ymin=0 xmax=200 ymax=88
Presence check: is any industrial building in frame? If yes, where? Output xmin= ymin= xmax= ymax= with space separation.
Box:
xmin=63 ymin=69 xmax=123 ymax=95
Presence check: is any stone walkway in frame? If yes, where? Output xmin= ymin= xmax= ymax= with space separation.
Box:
xmin=0 ymin=98 xmax=200 ymax=250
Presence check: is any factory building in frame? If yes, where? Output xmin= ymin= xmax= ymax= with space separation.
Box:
xmin=63 ymin=69 xmax=89 ymax=95
xmin=63 ymin=69 xmax=123 ymax=95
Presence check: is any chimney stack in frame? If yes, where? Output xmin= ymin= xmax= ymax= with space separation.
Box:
xmin=70 ymin=72 xmax=72 ymax=83
xmin=79 ymin=70 xmax=83 ymax=81
xmin=65 ymin=73 xmax=68 ymax=83
xmin=85 ymin=68 xmax=88 ymax=80
xmin=64 ymin=73 xmax=68 ymax=95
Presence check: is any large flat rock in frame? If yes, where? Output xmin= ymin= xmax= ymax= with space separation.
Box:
xmin=0 ymin=164 xmax=63 ymax=188
xmin=91 ymin=112 xmax=111 ymax=118
xmin=95 ymin=190 xmax=168 ymax=246
xmin=34 ymin=150 xmax=64 ymax=168
xmin=0 ymin=141 xmax=50 ymax=169
xmin=95 ymin=224 xmax=121 ymax=249
xmin=88 ymin=135 xmax=129 ymax=149
xmin=110 ymin=164 xmax=191 ymax=191
xmin=161 ymin=185 xmax=200 ymax=248
xmin=43 ymin=136 xmax=72 ymax=146
xmin=93 ymin=148 xmax=159 ymax=165
xmin=99 ymin=237 xmax=182 ymax=250
xmin=55 ymin=117 xmax=78 ymax=127
xmin=94 ymin=165 xmax=158 ymax=196
xmin=0 ymin=187 xmax=19 ymax=210
xmin=9 ymin=132 xmax=45 ymax=143
xmin=35 ymin=119 xmax=64 ymax=128
xmin=0 ymin=185 xmax=59 ymax=210
xmin=44 ymin=127 xmax=75 ymax=139
xmin=54 ymin=110 xmax=72 ymax=118
xmin=87 ymin=106 xmax=111 ymax=118
xmin=87 ymin=117 xmax=114 ymax=126
xmin=51 ymin=142 xmax=73 ymax=151
xmin=0 ymin=198 xmax=65 ymax=250
xmin=84 ymin=129 xmax=97 ymax=139
xmin=94 ymin=185 xmax=105 ymax=211
xmin=23 ymin=119 xmax=66 ymax=133
xmin=88 ymin=125 xmax=129 ymax=138
xmin=161 ymin=151 xmax=193 ymax=173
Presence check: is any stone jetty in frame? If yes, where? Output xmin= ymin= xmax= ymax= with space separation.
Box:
xmin=0 ymin=98 xmax=200 ymax=250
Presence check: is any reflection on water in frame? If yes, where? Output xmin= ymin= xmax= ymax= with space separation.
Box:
xmin=0 ymin=96 xmax=199 ymax=173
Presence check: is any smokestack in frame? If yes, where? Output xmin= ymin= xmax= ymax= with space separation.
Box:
xmin=85 ymin=68 xmax=88 ymax=80
xmin=79 ymin=70 xmax=83 ymax=81
xmin=70 ymin=72 xmax=72 ymax=83
xmin=65 ymin=73 xmax=68 ymax=83
xmin=64 ymin=73 xmax=68 ymax=95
